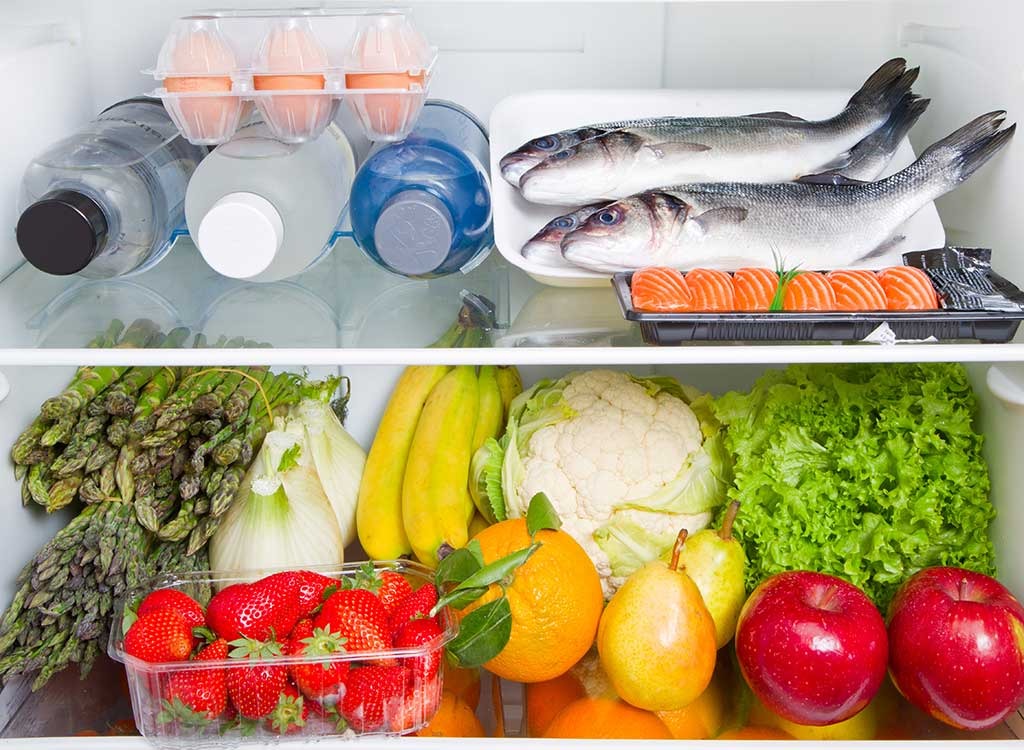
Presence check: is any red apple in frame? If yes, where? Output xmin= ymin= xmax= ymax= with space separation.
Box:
xmin=887 ymin=567 xmax=1024 ymax=731
xmin=735 ymin=570 xmax=888 ymax=726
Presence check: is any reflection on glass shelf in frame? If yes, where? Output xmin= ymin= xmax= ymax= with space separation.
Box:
xmin=495 ymin=285 xmax=642 ymax=348
xmin=0 ymin=237 xmax=514 ymax=350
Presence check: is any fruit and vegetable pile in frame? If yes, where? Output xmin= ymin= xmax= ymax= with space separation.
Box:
xmin=115 ymin=565 xmax=453 ymax=738
xmin=3 ymin=349 xmax=1023 ymax=743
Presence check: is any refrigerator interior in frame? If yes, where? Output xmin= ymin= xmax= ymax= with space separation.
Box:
xmin=1 ymin=0 xmax=1024 ymax=744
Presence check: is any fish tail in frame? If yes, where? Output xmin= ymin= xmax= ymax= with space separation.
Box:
xmin=857 ymin=94 xmax=931 ymax=159
xmin=911 ymin=111 xmax=1015 ymax=189
xmin=834 ymin=58 xmax=920 ymax=130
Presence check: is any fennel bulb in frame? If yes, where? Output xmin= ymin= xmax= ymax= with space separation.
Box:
xmin=210 ymin=427 xmax=344 ymax=583
xmin=287 ymin=388 xmax=366 ymax=548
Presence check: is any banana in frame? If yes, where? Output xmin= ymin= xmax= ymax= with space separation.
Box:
xmin=402 ymin=365 xmax=479 ymax=568
xmin=468 ymin=511 xmax=490 ymax=539
xmin=495 ymin=365 xmax=524 ymax=419
xmin=468 ymin=365 xmax=504 ymax=521
xmin=356 ymin=364 xmax=452 ymax=560
xmin=471 ymin=365 xmax=504 ymax=455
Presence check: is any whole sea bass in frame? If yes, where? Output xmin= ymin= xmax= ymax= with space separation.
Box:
xmin=559 ymin=113 xmax=1015 ymax=273
xmin=501 ymin=58 xmax=920 ymax=205
xmin=521 ymin=96 xmax=930 ymax=268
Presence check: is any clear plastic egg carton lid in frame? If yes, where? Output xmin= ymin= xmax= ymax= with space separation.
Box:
xmin=146 ymin=7 xmax=437 ymax=145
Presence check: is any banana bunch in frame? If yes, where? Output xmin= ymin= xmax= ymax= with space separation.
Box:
xmin=356 ymin=319 xmax=522 ymax=568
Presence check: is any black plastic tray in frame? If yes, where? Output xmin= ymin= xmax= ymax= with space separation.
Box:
xmin=612 ymin=264 xmax=1024 ymax=345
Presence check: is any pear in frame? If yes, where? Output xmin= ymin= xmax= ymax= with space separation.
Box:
xmin=678 ymin=501 xmax=747 ymax=648
xmin=597 ymin=530 xmax=717 ymax=712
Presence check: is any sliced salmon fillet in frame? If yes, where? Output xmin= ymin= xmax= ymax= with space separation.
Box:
xmin=685 ymin=268 xmax=736 ymax=312
xmin=782 ymin=271 xmax=837 ymax=311
xmin=878 ymin=266 xmax=939 ymax=310
xmin=631 ymin=267 xmax=692 ymax=312
xmin=733 ymin=268 xmax=779 ymax=312
xmin=827 ymin=270 xmax=888 ymax=311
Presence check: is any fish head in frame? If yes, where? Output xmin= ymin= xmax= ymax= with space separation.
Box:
xmin=521 ymin=204 xmax=609 ymax=262
xmin=561 ymin=192 xmax=690 ymax=272
xmin=499 ymin=127 xmax=605 ymax=187
xmin=518 ymin=131 xmax=645 ymax=205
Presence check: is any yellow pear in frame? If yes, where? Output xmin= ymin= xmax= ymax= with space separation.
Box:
xmin=677 ymin=501 xmax=747 ymax=648
xmin=597 ymin=530 xmax=717 ymax=712
xmin=750 ymin=693 xmax=878 ymax=740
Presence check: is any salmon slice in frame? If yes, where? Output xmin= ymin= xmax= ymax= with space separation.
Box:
xmin=878 ymin=266 xmax=939 ymax=310
xmin=827 ymin=270 xmax=888 ymax=311
xmin=733 ymin=268 xmax=779 ymax=312
xmin=685 ymin=268 xmax=736 ymax=311
xmin=631 ymin=267 xmax=692 ymax=312
xmin=783 ymin=271 xmax=837 ymax=311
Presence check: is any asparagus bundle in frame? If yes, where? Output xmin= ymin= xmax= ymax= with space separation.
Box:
xmin=2 ymin=320 xmax=305 ymax=689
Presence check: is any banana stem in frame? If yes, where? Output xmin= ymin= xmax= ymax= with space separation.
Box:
xmin=669 ymin=529 xmax=688 ymax=571
xmin=719 ymin=501 xmax=741 ymax=541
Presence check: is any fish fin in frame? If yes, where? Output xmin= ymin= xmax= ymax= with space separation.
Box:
xmin=861 ymin=235 xmax=907 ymax=261
xmin=690 ymin=207 xmax=749 ymax=234
xmin=644 ymin=142 xmax=711 ymax=159
xmin=745 ymin=110 xmax=807 ymax=122
xmin=912 ymin=111 xmax=1016 ymax=186
xmin=844 ymin=58 xmax=919 ymax=118
xmin=796 ymin=172 xmax=871 ymax=186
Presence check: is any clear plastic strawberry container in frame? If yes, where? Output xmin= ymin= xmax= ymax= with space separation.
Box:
xmin=108 ymin=561 xmax=455 ymax=747
xmin=148 ymin=9 xmax=436 ymax=146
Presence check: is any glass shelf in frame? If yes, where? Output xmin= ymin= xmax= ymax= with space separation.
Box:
xmin=2 ymin=237 xmax=1024 ymax=367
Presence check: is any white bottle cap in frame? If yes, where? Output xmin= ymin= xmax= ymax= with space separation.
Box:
xmin=196 ymin=192 xmax=283 ymax=279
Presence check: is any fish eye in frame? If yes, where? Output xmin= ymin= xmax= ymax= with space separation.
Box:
xmin=552 ymin=216 xmax=576 ymax=230
xmin=596 ymin=208 xmax=622 ymax=225
xmin=551 ymin=149 xmax=573 ymax=161
xmin=533 ymin=136 xmax=558 ymax=150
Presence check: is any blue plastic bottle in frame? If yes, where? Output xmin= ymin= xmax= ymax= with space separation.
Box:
xmin=349 ymin=100 xmax=493 ymax=278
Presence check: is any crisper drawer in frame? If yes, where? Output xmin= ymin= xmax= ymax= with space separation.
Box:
xmin=0 ymin=360 xmax=1020 ymax=748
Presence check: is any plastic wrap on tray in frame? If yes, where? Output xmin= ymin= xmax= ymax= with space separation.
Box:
xmin=904 ymin=247 xmax=1024 ymax=312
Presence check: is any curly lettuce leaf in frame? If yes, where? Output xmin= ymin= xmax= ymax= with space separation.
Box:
xmin=714 ymin=363 xmax=996 ymax=609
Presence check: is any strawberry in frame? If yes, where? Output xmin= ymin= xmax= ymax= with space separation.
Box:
xmin=387 ymin=584 xmax=439 ymax=637
xmin=393 ymin=618 xmax=443 ymax=685
xmin=389 ymin=681 xmax=441 ymax=734
xmin=225 ymin=638 xmax=289 ymax=719
xmin=258 ymin=571 xmax=337 ymax=622
xmin=264 ymin=685 xmax=309 ymax=735
xmin=124 ymin=609 xmax=195 ymax=663
xmin=137 ymin=589 xmax=206 ymax=628
xmin=314 ymin=589 xmax=390 ymax=655
xmin=286 ymin=618 xmax=350 ymax=700
xmin=376 ymin=572 xmax=414 ymax=616
xmin=207 ymin=576 xmax=300 ymax=643
xmin=158 ymin=639 xmax=228 ymax=725
xmin=340 ymin=665 xmax=410 ymax=733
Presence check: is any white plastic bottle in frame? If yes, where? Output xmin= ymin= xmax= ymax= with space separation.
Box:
xmin=185 ymin=120 xmax=355 ymax=282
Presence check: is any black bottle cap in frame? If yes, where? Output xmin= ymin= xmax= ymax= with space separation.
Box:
xmin=16 ymin=190 xmax=108 ymax=275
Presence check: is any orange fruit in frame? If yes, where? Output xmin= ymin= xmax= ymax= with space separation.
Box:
xmin=526 ymin=669 xmax=587 ymax=737
xmin=415 ymin=692 xmax=484 ymax=738
xmin=656 ymin=669 xmax=728 ymax=739
xmin=718 ymin=726 xmax=795 ymax=740
xmin=544 ymin=697 xmax=672 ymax=739
xmin=443 ymin=662 xmax=481 ymax=711
xmin=458 ymin=519 xmax=602 ymax=683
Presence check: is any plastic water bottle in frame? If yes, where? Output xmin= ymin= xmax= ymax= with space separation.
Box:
xmin=16 ymin=98 xmax=207 ymax=278
xmin=349 ymin=100 xmax=493 ymax=278
xmin=185 ymin=120 xmax=355 ymax=282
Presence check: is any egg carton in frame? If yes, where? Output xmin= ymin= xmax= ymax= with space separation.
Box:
xmin=146 ymin=7 xmax=438 ymax=145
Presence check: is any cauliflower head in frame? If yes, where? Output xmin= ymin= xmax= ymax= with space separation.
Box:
xmin=474 ymin=370 xmax=730 ymax=596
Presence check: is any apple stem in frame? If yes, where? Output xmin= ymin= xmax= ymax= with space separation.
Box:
xmin=959 ymin=577 xmax=970 ymax=601
xmin=669 ymin=529 xmax=689 ymax=572
xmin=719 ymin=501 xmax=741 ymax=541
xmin=817 ymin=585 xmax=838 ymax=612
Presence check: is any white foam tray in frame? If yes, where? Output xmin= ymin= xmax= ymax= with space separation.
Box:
xmin=489 ymin=89 xmax=946 ymax=288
